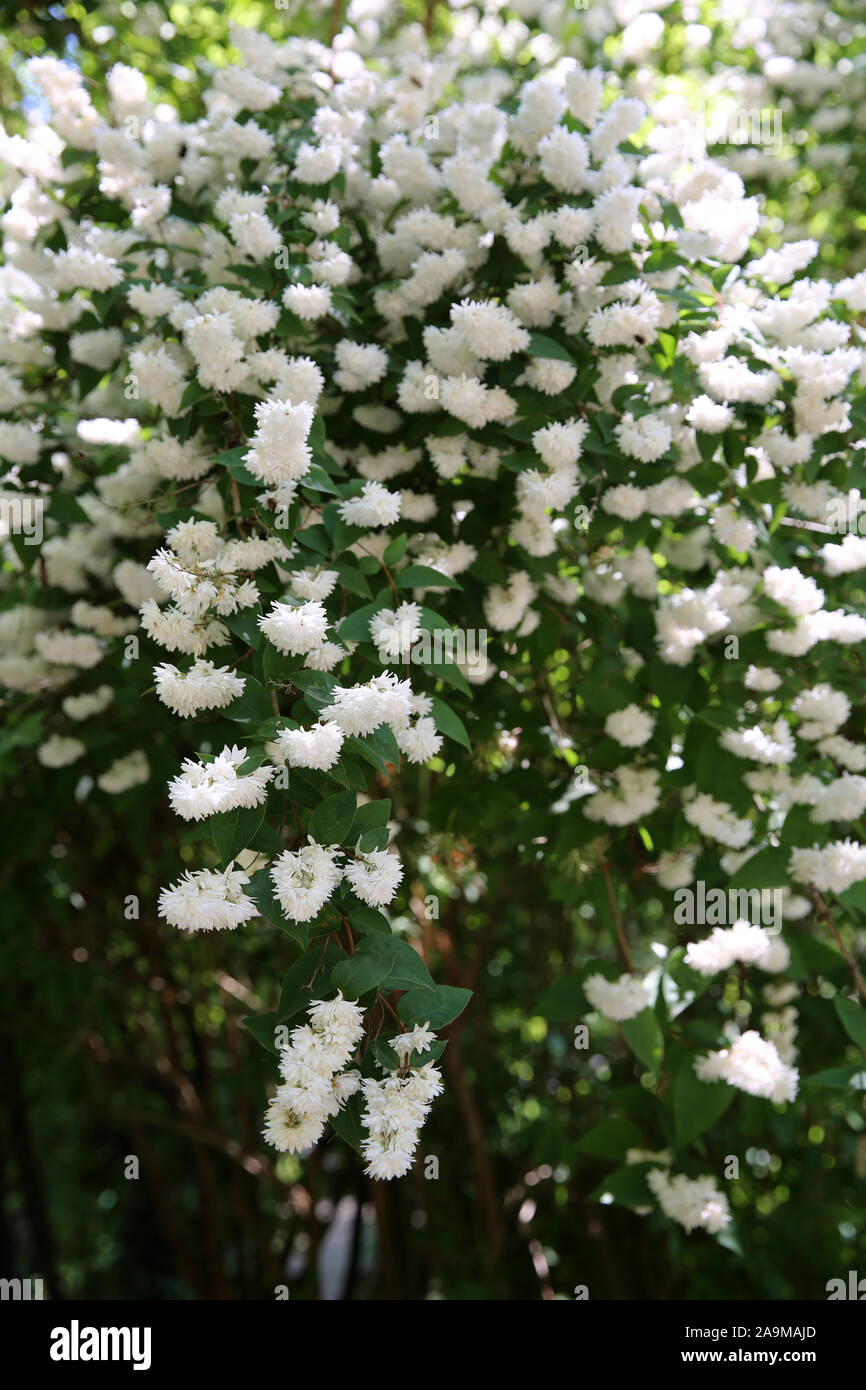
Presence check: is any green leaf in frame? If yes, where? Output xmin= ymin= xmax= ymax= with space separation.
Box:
xmin=803 ymin=1066 xmax=866 ymax=1090
xmin=835 ymin=995 xmax=866 ymax=1051
xmin=277 ymin=941 xmax=343 ymax=1022
xmin=372 ymin=1037 xmax=401 ymax=1069
xmin=291 ymin=670 xmax=337 ymax=709
xmin=242 ymin=1011 xmax=278 ymax=1054
xmin=331 ymin=950 xmax=391 ymax=998
xmin=534 ymin=972 xmax=587 ymax=1022
xmin=421 ymin=656 xmax=470 ymax=696
xmin=383 ymin=533 xmax=408 ymax=565
xmin=223 ymin=608 xmax=262 ymax=650
xmin=332 ymin=933 xmax=434 ymax=999
xmin=396 ymin=565 xmax=459 ymax=590
xmin=181 ymin=380 xmax=210 ymax=410
xmin=408 ymin=1039 xmax=447 ymax=1067
xmin=576 ymin=1118 xmax=643 ymax=1161
xmin=838 ymin=882 xmax=866 ymax=915
xmin=727 ymin=846 xmax=790 ymax=891
xmin=351 ymin=799 xmax=391 ymax=840
xmin=301 ymin=462 xmax=341 ymax=495
xmin=226 ymin=262 xmax=273 ymax=291
xmin=47 ymin=493 xmax=90 ymax=525
xmin=211 ymin=803 xmax=266 ymax=867
xmin=329 ymin=1093 xmax=365 ymax=1156
xmin=346 ymin=724 xmax=400 ymax=774
xmin=526 ymin=332 xmax=576 ymax=364
xmin=334 ymin=563 xmax=372 ymax=599
xmin=237 ymin=749 xmax=270 ymax=775
xmin=337 ymin=597 xmax=392 ymax=643
xmin=358 ymin=828 xmax=389 ymax=852
xmin=308 ymin=790 xmax=356 ymax=845
xmin=344 ymin=899 xmax=391 ymax=935
xmin=590 ymin=1162 xmax=654 ymax=1208
xmin=600 ymin=261 xmax=639 ymax=286
xmin=398 ymin=985 xmax=472 ymax=1029
xmin=673 ymin=1065 xmax=735 ymax=1145
xmin=429 ymin=696 xmax=470 ymax=750
xmin=222 ymin=675 xmax=273 ymax=724
xmin=262 ymin=642 xmax=304 ymax=687
xmin=621 ymin=1009 xmax=663 ymax=1074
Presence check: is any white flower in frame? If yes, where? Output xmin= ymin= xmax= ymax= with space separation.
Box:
xmin=817 ymin=736 xmax=866 ymax=773
xmin=821 ymin=534 xmax=866 ymax=577
xmin=744 ymin=665 xmax=782 ymax=694
xmin=293 ymin=139 xmax=342 ymax=184
xmin=791 ymin=684 xmax=850 ymax=739
xmin=271 ymin=842 xmax=343 ymax=922
xmin=369 ymin=602 xmax=422 ymax=662
xmin=810 ymin=775 xmax=866 ymax=824
xmin=584 ymin=767 xmax=661 ymax=826
xmin=593 ymin=187 xmax=643 ymax=254
xmin=304 ymin=641 xmax=346 ymax=672
xmin=34 ymin=630 xmax=102 ymax=668
xmin=263 ymin=993 xmax=364 ymax=1154
xmin=763 ymin=565 xmax=824 ymax=617
xmin=789 ymin=839 xmax=866 ymax=894
xmin=532 ymin=419 xmax=588 ymax=470
xmin=70 ymin=327 xmax=123 ymax=371
xmin=283 ymin=283 xmax=333 ymax=320
xmin=244 ymin=399 xmax=314 ymax=486
xmin=38 ymin=734 xmax=85 ymax=768
xmin=523 ymin=358 xmax=576 ymax=396
xmin=158 ymin=865 xmax=257 ymax=932
xmin=360 ymin=1063 xmax=443 ymax=1180
xmin=695 ymin=1031 xmax=798 ymax=1104
xmin=686 ymin=395 xmax=734 ymax=433
xmin=262 ymin=1103 xmax=326 ymax=1155
xmin=390 ymin=1024 xmax=436 ymax=1062
xmin=450 ymin=299 xmax=530 ymax=361
xmin=394 ymin=716 xmax=443 ymax=764
xmin=97 ymin=751 xmax=150 ymax=794
xmin=647 ymin=1169 xmax=730 ymax=1235
xmin=338 ymin=481 xmax=401 ymax=528
xmin=334 ymin=340 xmax=389 ymax=392
xmin=484 ymin=571 xmax=536 ymax=632
xmin=584 ymin=973 xmax=650 ymax=1021
xmin=719 ymin=720 xmax=795 ymax=765
xmin=344 ymin=850 xmax=403 ymax=907
xmin=259 ymin=599 xmax=328 ymax=654
xmin=537 ymin=126 xmax=589 ymax=194
xmin=168 ymin=745 xmax=273 ymax=821
xmin=322 ymin=672 xmax=413 ymax=736
xmin=276 ymin=721 xmax=344 ymax=771
xmin=604 ymin=704 xmax=654 ymax=748
xmin=683 ymin=793 xmax=753 ymax=849
xmin=655 ymin=850 xmax=697 ymax=891
xmin=685 ymin=922 xmax=775 ymax=978
xmin=62 ymin=685 xmax=113 ymax=720
xmin=154 ymin=659 xmax=245 ymax=717
xmin=602 ymin=485 xmax=646 ymax=521
xmin=615 ymin=413 xmax=672 ymax=462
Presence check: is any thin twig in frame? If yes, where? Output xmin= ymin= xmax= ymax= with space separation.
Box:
xmin=809 ymin=888 xmax=866 ymax=1002
xmin=600 ymin=858 xmax=632 ymax=972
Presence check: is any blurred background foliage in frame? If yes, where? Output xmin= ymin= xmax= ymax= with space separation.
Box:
xmin=3 ymin=0 xmax=866 ymax=1300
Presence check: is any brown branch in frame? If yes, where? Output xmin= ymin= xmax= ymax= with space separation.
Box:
xmin=600 ymin=858 xmax=633 ymax=972
xmin=809 ymin=888 xmax=866 ymax=1002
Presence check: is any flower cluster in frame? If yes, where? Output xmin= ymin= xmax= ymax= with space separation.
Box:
xmin=4 ymin=4 xmax=866 ymax=1227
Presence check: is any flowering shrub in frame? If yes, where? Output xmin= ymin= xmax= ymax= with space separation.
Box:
xmin=4 ymin=1 xmax=866 ymax=1288
xmin=590 ymin=0 xmax=866 ymax=279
